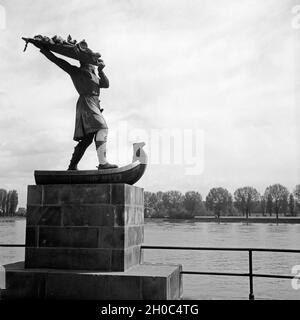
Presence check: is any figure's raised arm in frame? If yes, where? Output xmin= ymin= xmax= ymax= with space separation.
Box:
xmin=98 ymin=63 xmax=109 ymax=88
xmin=40 ymin=48 xmax=77 ymax=74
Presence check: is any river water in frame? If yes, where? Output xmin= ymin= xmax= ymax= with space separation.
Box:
xmin=0 ymin=218 xmax=300 ymax=300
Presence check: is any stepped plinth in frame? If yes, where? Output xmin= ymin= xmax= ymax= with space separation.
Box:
xmin=0 ymin=181 xmax=182 ymax=300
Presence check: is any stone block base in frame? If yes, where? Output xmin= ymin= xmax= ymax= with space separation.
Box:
xmin=25 ymin=246 xmax=142 ymax=271
xmin=25 ymin=184 xmax=144 ymax=272
xmin=1 ymin=261 xmax=183 ymax=300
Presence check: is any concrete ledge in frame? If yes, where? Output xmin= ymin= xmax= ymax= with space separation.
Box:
xmin=1 ymin=261 xmax=182 ymax=300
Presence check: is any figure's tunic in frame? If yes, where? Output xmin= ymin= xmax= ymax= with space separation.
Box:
xmin=41 ymin=50 xmax=108 ymax=141
xmin=71 ymin=70 xmax=108 ymax=141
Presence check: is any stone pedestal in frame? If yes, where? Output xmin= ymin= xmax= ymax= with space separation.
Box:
xmin=1 ymin=183 xmax=182 ymax=300
xmin=25 ymin=184 xmax=144 ymax=271
xmin=1 ymin=262 xmax=182 ymax=300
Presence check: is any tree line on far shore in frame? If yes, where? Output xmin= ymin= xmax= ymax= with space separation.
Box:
xmin=144 ymin=184 xmax=300 ymax=219
xmin=0 ymin=189 xmax=21 ymax=216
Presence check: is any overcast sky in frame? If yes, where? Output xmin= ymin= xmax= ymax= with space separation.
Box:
xmin=0 ymin=0 xmax=299 ymax=207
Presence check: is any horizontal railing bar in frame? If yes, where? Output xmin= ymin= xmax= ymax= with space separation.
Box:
xmin=0 ymin=244 xmax=25 ymax=247
xmin=182 ymin=271 xmax=248 ymax=277
xmin=252 ymin=274 xmax=295 ymax=279
xmin=1 ymin=244 xmax=299 ymax=253
xmin=142 ymin=245 xmax=300 ymax=253
xmin=181 ymin=271 xmax=295 ymax=279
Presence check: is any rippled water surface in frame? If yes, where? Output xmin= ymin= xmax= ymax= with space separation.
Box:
xmin=1 ymin=218 xmax=300 ymax=299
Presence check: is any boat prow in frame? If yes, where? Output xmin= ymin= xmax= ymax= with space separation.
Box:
xmin=34 ymin=142 xmax=147 ymax=185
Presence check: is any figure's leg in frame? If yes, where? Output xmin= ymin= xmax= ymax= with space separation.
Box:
xmin=95 ymin=129 xmax=118 ymax=169
xmin=68 ymin=132 xmax=94 ymax=170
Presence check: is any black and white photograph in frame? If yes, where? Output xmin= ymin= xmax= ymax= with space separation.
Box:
xmin=0 ymin=0 xmax=299 ymax=311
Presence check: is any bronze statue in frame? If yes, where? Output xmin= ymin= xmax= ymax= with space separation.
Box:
xmin=23 ymin=35 xmax=147 ymax=185
xmin=30 ymin=37 xmax=118 ymax=170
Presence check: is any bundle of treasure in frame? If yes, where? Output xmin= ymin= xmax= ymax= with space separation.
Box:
xmin=22 ymin=34 xmax=102 ymax=66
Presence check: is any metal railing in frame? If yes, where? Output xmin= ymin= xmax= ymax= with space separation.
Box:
xmin=1 ymin=244 xmax=299 ymax=300
xmin=0 ymin=244 xmax=26 ymax=247
xmin=141 ymin=245 xmax=300 ymax=300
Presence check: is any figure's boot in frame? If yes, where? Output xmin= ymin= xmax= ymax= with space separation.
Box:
xmin=67 ymin=133 xmax=95 ymax=170
xmin=95 ymin=129 xmax=118 ymax=170
xmin=97 ymin=163 xmax=118 ymax=170
xmin=67 ymin=144 xmax=86 ymax=170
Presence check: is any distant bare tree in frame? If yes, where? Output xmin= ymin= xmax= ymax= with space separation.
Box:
xmin=293 ymin=185 xmax=300 ymax=213
xmin=281 ymin=193 xmax=288 ymax=216
xmin=6 ymin=191 xmax=12 ymax=216
xmin=260 ymin=196 xmax=266 ymax=216
xmin=264 ymin=184 xmax=289 ymax=220
xmin=144 ymin=191 xmax=153 ymax=217
xmin=183 ymin=191 xmax=203 ymax=217
xmin=5 ymin=190 xmax=18 ymax=216
xmin=144 ymin=191 xmax=166 ymax=218
xmin=206 ymin=187 xmax=232 ymax=219
xmin=234 ymin=188 xmax=247 ymax=216
xmin=162 ymin=191 xmax=183 ymax=210
xmin=162 ymin=191 xmax=188 ymax=218
xmin=266 ymin=193 xmax=273 ymax=216
xmin=154 ymin=191 xmax=166 ymax=217
xmin=234 ymin=187 xmax=260 ymax=219
xmin=0 ymin=189 xmax=7 ymax=216
xmin=9 ymin=190 xmax=18 ymax=216
xmin=289 ymin=194 xmax=295 ymax=216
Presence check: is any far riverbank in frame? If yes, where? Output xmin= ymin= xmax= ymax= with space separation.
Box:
xmin=146 ymin=216 xmax=300 ymax=224
xmin=1 ymin=216 xmax=300 ymax=224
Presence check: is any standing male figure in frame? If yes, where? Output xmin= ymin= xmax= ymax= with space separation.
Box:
xmin=37 ymin=46 xmax=117 ymax=170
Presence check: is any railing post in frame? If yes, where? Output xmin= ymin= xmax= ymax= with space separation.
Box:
xmin=248 ymin=250 xmax=255 ymax=300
